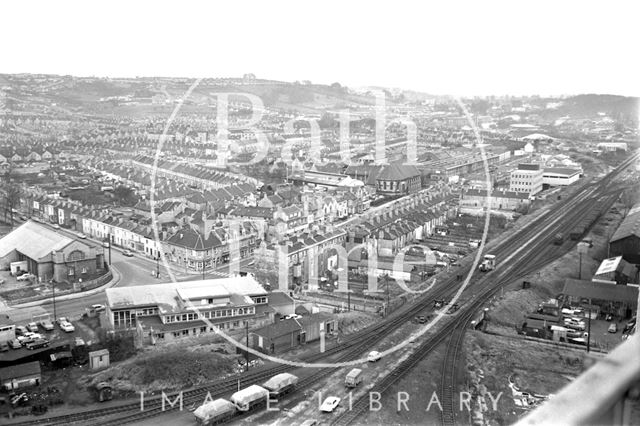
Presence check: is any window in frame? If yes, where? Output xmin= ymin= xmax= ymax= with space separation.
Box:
xmin=200 ymin=326 xmax=207 ymax=333
xmin=182 ymin=329 xmax=189 ymax=336
xmin=68 ymin=250 xmax=85 ymax=261
xmin=233 ymin=321 xmax=239 ymax=327
xmin=173 ymin=332 xmax=180 ymax=338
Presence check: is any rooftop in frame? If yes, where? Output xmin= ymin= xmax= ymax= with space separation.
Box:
xmin=0 ymin=220 xmax=74 ymax=260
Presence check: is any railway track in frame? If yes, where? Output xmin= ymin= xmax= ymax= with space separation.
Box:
xmin=330 ymin=153 xmax=635 ymax=426
xmin=11 ymin=152 xmax=636 ymax=426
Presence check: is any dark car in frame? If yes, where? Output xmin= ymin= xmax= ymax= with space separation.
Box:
xmin=8 ymin=339 xmax=22 ymax=349
xmin=26 ymin=339 xmax=49 ymax=350
xmin=0 ymin=342 xmax=9 ymax=352
xmin=623 ymin=317 xmax=637 ymax=333
xmin=415 ymin=315 xmax=429 ymax=324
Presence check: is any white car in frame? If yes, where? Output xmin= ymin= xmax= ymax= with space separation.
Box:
xmin=27 ymin=322 xmax=39 ymax=333
xmin=60 ymin=321 xmax=75 ymax=333
xmin=367 ymin=351 xmax=381 ymax=362
xmin=76 ymin=232 xmax=87 ymax=239
xmin=17 ymin=273 xmax=35 ymax=281
xmin=320 ymin=396 xmax=341 ymax=413
xmin=57 ymin=317 xmax=69 ymax=326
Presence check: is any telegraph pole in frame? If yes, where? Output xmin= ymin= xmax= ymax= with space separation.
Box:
xmin=156 ymin=255 xmax=160 ymax=279
xmin=108 ymin=233 xmax=112 ymax=265
xmin=245 ymin=321 xmax=250 ymax=370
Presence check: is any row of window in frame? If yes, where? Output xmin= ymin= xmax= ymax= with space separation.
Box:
xmin=155 ymin=320 xmax=247 ymax=339
xmin=163 ymin=306 xmax=255 ymax=324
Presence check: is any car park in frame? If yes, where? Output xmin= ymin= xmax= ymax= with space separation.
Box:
xmin=608 ymin=323 xmax=617 ymax=333
xmin=26 ymin=339 xmax=49 ymax=350
xmin=367 ymin=351 xmax=381 ymax=362
xmin=27 ymin=322 xmax=39 ymax=333
xmin=60 ymin=321 xmax=75 ymax=333
xmin=320 ymin=396 xmax=341 ymax=412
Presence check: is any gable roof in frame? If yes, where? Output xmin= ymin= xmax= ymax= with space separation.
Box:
xmin=0 ymin=220 xmax=76 ymax=260
xmin=563 ymin=278 xmax=638 ymax=303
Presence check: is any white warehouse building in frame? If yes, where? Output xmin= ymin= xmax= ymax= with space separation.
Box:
xmin=542 ymin=167 xmax=581 ymax=187
xmin=509 ymin=163 xmax=543 ymax=195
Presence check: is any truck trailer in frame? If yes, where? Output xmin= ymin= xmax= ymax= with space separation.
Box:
xmin=262 ymin=373 xmax=298 ymax=398
xmin=230 ymin=385 xmax=269 ymax=412
xmin=194 ymin=399 xmax=236 ymax=425
xmin=479 ymin=254 xmax=496 ymax=272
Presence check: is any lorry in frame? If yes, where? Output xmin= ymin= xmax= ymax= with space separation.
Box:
xmin=262 ymin=373 xmax=298 ymax=398
xmin=345 ymin=368 xmax=363 ymax=388
xmin=194 ymin=398 xmax=236 ymax=425
xmin=478 ymin=254 xmax=496 ymax=272
xmin=553 ymin=233 xmax=564 ymax=245
xmin=230 ymin=385 xmax=269 ymax=412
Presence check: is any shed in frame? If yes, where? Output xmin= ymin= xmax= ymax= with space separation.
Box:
xmin=592 ymin=256 xmax=637 ymax=285
xmin=298 ymin=313 xmax=337 ymax=342
xmin=250 ymin=319 xmax=302 ymax=354
xmin=562 ymin=278 xmax=638 ymax=318
xmin=89 ymin=349 xmax=110 ymax=370
xmin=0 ymin=361 xmax=41 ymax=390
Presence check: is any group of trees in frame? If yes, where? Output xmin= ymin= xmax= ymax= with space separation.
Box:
xmin=1 ymin=167 xmax=22 ymax=227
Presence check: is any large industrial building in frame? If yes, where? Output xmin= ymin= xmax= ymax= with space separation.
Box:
xmin=105 ymin=277 xmax=287 ymax=344
xmin=0 ymin=220 xmax=106 ymax=283
xmin=609 ymin=203 xmax=640 ymax=264
xmin=509 ymin=163 xmax=544 ymax=195
xmin=542 ymin=167 xmax=581 ymax=187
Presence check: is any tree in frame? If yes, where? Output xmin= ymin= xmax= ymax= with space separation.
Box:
xmin=330 ymin=82 xmax=342 ymax=91
xmin=1 ymin=166 xmax=21 ymax=228
xmin=113 ymin=185 xmax=138 ymax=206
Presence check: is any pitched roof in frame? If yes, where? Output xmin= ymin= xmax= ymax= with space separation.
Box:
xmin=375 ymin=163 xmax=421 ymax=181
xmin=611 ymin=203 xmax=640 ymax=243
xmin=562 ymin=279 xmax=638 ymax=303
xmin=0 ymin=221 xmax=75 ymax=260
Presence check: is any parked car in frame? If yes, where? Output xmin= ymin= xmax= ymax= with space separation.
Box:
xmin=75 ymin=337 xmax=86 ymax=346
xmin=17 ymin=273 xmax=35 ymax=281
xmin=320 ymin=396 xmax=341 ymax=413
xmin=53 ymin=224 xmax=60 ymax=229
xmin=40 ymin=319 xmax=54 ymax=331
xmin=26 ymin=339 xmax=49 ymax=350
xmin=8 ymin=339 xmax=22 ymax=349
xmin=15 ymin=325 xmax=28 ymax=336
xmin=122 ymin=250 xmax=134 ymax=257
xmin=60 ymin=321 xmax=75 ymax=333
xmin=623 ymin=317 xmax=637 ymax=333
xmin=10 ymin=393 xmax=29 ymax=407
xmin=91 ymin=304 xmax=106 ymax=313
xmin=608 ymin=323 xmax=618 ymax=333
xmin=56 ymin=317 xmax=69 ymax=326
xmin=27 ymin=322 xmax=39 ymax=333
xmin=415 ymin=315 xmax=428 ymax=324
xmin=76 ymin=232 xmax=87 ymax=239
xmin=0 ymin=342 xmax=9 ymax=352
xmin=367 ymin=351 xmax=381 ymax=362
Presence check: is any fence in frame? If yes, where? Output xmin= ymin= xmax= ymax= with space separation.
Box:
xmin=4 ymin=269 xmax=113 ymax=306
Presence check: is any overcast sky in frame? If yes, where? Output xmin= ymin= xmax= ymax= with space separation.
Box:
xmin=2 ymin=0 xmax=638 ymax=97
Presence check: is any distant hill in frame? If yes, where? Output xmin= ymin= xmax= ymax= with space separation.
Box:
xmin=555 ymin=94 xmax=638 ymax=120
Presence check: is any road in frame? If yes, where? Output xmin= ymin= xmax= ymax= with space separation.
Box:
xmin=3 ymin=220 xmax=254 ymax=324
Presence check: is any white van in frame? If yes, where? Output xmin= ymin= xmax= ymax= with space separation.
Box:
xmin=345 ymin=368 xmax=362 ymax=388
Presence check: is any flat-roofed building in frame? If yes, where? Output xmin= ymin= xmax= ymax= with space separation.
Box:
xmin=105 ymin=276 xmax=274 ymax=344
xmin=542 ymin=167 xmax=581 ymax=187
xmin=510 ymin=163 xmax=543 ymax=195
